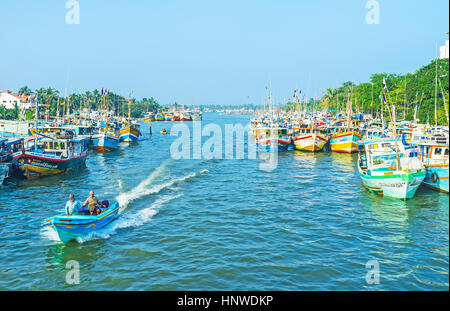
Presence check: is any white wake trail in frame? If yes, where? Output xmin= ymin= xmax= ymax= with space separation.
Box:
xmin=41 ymin=163 xmax=208 ymax=243
xmin=116 ymin=159 xmax=170 ymax=209
xmin=116 ymin=167 xmax=208 ymax=211
xmin=76 ymin=193 xmax=183 ymax=243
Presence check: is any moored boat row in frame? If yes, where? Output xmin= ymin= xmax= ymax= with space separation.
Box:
xmin=249 ymin=87 xmax=449 ymax=200
xmin=145 ymin=110 xmax=202 ymax=122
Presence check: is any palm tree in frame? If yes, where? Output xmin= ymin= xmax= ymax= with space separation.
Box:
xmin=18 ymin=86 xmax=33 ymax=96
xmin=322 ymin=88 xmax=335 ymax=110
xmin=43 ymin=88 xmax=59 ymax=120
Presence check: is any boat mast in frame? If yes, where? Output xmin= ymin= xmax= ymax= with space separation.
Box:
xmin=34 ymin=97 xmax=38 ymax=152
xmin=382 ymin=79 xmax=401 ymax=171
xmin=404 ymin=78 xmax=407 ymax=120
xmin=381 ymin=93 xmax=384 ymax=131
xmin=347 ymin=89 xmax=352 ymax=131
xmin=371 ymin=82 xmax=374 ymax=117
xmin=434 ymin=43 xmax=438 ymax=128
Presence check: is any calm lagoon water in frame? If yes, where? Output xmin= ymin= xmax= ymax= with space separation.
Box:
xmin=0 ymin=113 xmax=448 ymax=291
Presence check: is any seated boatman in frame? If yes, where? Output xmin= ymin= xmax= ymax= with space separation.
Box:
xmin=65 ymin=194 xmax=81 ymax=217
xmin=81 ymin=191 xmax=106 ymax=216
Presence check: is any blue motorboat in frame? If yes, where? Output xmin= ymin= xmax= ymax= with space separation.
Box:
xmin=45 ymin=202 xmax=120 ymax=243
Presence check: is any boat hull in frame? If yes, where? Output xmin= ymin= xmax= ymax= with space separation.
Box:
xmin=119 ymin=126 xmax=141 ymax=143
xmin=256 ymin=138 xmax=290 ymax=153
xmin=92 ymin=134 xmax=119 ymax=152
xmin=330 ymin=132 xmax=361 ymax=153
xmin=358 ymin=167 xmax=426 ymax=199
xmin=423 ymin=164 xmax=449 ymax=193
xmin=17 ymin=152 xmax=87 ymax=177
xmin=47 ymin=203 xmax=120 ymax=243
xmin=293 ymin=134 xmax=328 ymax=152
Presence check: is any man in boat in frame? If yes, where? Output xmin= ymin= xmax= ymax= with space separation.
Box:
xmin=81 ymin=191 xmax=106 ymax=215
xmin=65 ymin=194 xmax=82 ymax=217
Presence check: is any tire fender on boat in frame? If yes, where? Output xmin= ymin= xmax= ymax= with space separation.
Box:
xmin=431 ymin=172 xmax=438 ymax=183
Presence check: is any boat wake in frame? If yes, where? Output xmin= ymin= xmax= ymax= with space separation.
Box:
xmin=116 ymin=166 xmax=208 ymax=211
xmin=75 ymin=193 xmax=183 ymax=243
xmin=40 ymin=163 xmax=208 ymax=243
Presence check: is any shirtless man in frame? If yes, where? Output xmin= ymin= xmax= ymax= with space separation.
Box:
xmin=81 ymin=191 xmax=105 ymax=215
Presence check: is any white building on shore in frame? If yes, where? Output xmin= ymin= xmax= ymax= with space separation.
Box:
xmin=0 ymin=90 xmax=34 ymax=110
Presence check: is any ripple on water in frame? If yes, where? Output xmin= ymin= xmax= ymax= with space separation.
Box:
xmin=0 ymin=114 xmax=448 ymax=290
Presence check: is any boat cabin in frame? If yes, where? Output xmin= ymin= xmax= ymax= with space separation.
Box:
xmin=255 ymin=128 xmax=291 ymax=140
xmin=293 ymin=127 xmax=326 ymax=136
xmin=71 ymin=126 xmax=97 ymax=137
xmin=358 ymin=139 xmax=404 ymax=174
xmin=0 ymin=138 xmax=24 ymax=163
xmin=25 ymin=137 xmax=89 ymax=158
xmin=415 ymin=143 xmax=449 ymax=166
xmin=98 ymin=127 xmax=118 ymax=136
xmin=363 ymin=128 xmax=385 ymax=140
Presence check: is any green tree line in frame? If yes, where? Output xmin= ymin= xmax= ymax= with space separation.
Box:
xmin=283 ymin=59 xmax=449 ymax=125
xmin=0 ymin=87 xmax=161 ymax=120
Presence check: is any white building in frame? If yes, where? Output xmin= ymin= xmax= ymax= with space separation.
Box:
xmin=0 ymin=90 xmax=34 ymax=110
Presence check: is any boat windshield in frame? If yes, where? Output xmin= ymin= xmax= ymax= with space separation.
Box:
xmin=371 ymin=153 xmax=402 ymax=171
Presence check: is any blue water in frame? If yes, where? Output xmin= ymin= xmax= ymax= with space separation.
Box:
xmin=0 ymin=113 xmax=448 ymax=290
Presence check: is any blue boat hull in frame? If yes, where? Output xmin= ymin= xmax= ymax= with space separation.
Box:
xmin=46 ymin=202 xmax=120 ymax=243
xmin=423 ymin=165 xmax=449 ymax=193
xmin=92 ymin=134 xmax=119 ymax=152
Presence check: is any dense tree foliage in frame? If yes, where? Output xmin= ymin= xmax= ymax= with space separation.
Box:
xmin=283 ymin=59 xmax=449 ymax=125
xmin=1 ymin=89 xmax=161 ymax=120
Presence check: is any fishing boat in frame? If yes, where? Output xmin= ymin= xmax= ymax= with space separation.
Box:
xmin=45 ymin=202 xmax=120 ymax=243
xmin=411 ymin=135 xmax=449 ymax=193
xmin=154 ymin=113 xmax=164 ymax=121
xmin=255 ymin=128 xmax=292 ymax=152
xmin=357 ymin=138 xmax=426 ymax=199
xmin=119 ymin=121 xmax=141 ymax=144
xmin=180 ymin=112 xmax=191 ymax=121
xmin=17 ymin=136 xmax=89 ymax=177
xmin=69 ymin=125 xmax=97 ymax=145
xmin=292 ymin=127 xmax=328 ymax=152
xmin=29 ymin=126 xmax=74 ymax=137
xmin=1 ymin=137 xmax=24 ymax=163
xmin=329 ymin=127 xmax=362 ymax=153
xmin=1 ymin=137 xmax=25 ymax=183
xmin=92 ymin=126 xmax=119 ymax=152
xmin=119 ymin=98 xmax=142 ymax=144
xmin=172 ymin=112 xmax=180 ymax=121
xmin=143 ymin=113 xmax=155 ymax=122
xmin=164 ymin=113 xmax=173 ymax=121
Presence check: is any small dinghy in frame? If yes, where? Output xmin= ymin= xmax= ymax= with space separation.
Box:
xmin=45 ymin=202 xmax=120 ymax=243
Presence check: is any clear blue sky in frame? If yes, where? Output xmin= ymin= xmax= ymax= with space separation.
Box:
xmin=0 ymin=0 xmax=448 ymax=106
